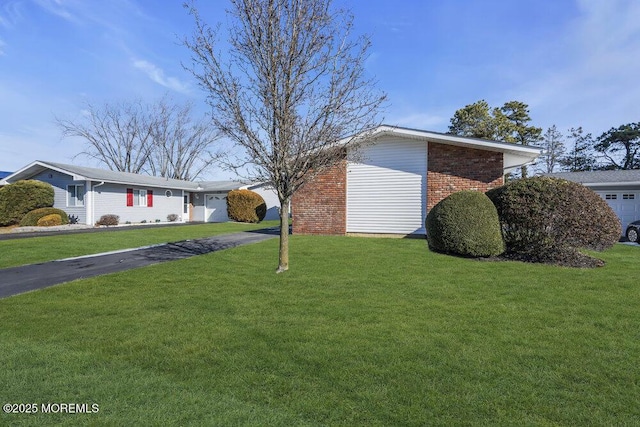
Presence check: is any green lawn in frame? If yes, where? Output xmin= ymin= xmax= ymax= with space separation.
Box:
xmin=0 ymin=220 xmax=278 ymax=269
xmin=1 ymin=236 xmax=639 ymax=425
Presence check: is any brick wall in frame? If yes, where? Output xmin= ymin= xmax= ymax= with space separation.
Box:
xmin=427 ymin=143 xmax=504 ymax=211
xmin=292 ymin=160 xmax=346 ymax=235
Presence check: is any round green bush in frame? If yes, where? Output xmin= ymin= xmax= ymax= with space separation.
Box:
xmin=37 ymin=213 xmax=63 ymax=227
xmin=426 ymin=190 xmax=505 ymax=257
xmin=486 ymin=177 xmax=621 ymax=265
xmin=0 ymin=180 xmax=55 ymax=226
xmin=227 ymin=189 xmax=267 ymax=223
xmin=20 ymin=207 xmax=70 ymax=227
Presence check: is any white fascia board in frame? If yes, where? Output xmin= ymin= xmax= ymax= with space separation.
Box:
xmin=2 ymin=161 xmax=89 ymax=183
xmin=364 ymin=126 xmax=542 ymax=162
xmin=580 ymin=182 xmax=640 ymax=188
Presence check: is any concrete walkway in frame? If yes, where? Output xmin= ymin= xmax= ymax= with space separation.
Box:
xmin=0 ymin=228 xmax=278 ymax=299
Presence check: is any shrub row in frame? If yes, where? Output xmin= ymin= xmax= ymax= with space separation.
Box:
xmin=426 ymin=177 xmax=620 ymax=267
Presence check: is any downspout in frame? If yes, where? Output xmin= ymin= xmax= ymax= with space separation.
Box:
xmin=91 ymin=181 xmax=105 ymax=225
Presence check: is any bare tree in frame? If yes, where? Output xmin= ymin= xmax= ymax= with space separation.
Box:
xmin=57 ymin=98 xmax=220 ymax=180
xmin=148 ymin=98 xmax=221 ymax=180
xmin=183 ymin=0 xmax=386 ymax=272
xmin=57 ymin=100 xmax=155 ymax=173
xmin=539 ymin=125 xmax=565 ymax=173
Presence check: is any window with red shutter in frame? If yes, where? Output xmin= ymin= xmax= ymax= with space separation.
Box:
xmin=126 ymin=188 xmax=133 ymax=206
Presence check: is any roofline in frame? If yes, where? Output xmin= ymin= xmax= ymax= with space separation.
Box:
xmin=371 ymin=125 xmax=542 ymax=155
xmin=4 ymin=160 xmax=200 ymax=191
xmin=580 ymin=182 xmax=640 ymax=187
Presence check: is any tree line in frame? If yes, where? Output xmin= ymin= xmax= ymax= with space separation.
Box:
xmin=447 ymin=99 xmax=640 ymax=175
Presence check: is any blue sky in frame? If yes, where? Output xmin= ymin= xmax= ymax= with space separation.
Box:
xmin=1 ymin=0 xmax=639 ymax=178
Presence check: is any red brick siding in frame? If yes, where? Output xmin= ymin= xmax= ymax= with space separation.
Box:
xmin=292 ymin=161 xmax=347 ymax=235
xmin=427 ymin=143 xmax=504 ymax=211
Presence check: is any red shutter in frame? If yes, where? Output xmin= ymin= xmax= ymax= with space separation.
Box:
xmin=147 ymin=190 xmax=153 ymax=207
xmin=126 ymin=188 xmax=133 ymax=206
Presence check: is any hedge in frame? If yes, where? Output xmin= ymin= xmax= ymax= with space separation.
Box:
xmin=0 ymin=180 xmax=55 ymax=226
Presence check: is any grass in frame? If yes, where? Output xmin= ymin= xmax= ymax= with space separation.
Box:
xmin=0 ymin=236 xmax=639 ymax=425
xmin=0 ymin=220 xmax=278 ymax=269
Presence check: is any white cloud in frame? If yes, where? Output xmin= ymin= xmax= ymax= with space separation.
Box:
xmin=133 ymin=59 xmax=191 ymax=95
xmin=509 ymin=0 xmax=640 ymax=134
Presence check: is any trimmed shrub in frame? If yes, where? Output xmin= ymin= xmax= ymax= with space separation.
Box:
xmin=227 ymin=189 xmax=267 ymax=223
xmin=20 ymin=207 xmax=70 ymax=227
xmin=486 ymin=177 xmax=621 ymax=266
xmin=426 ymin=190 xmax=505 ymax=257
xmin=97 ymin=214 xmax=119 ymax=226
xmin=37 ymin=214 xmax=63 ymax=227
xmin=167 ymin=214 xmax=179 ymax=222
xmin=0 ymin=180 xmax=55 ymax=226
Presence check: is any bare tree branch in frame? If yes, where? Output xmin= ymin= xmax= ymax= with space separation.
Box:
xmin=183 ymin=0 xmax=386 ymax=272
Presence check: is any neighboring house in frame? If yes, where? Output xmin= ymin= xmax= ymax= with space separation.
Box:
xmin=545 ymin=170 xmax=640 ymax=229
xmin=292 ymin=125 xmax=542 ymax=235
xmin=0 ymin=171 xmax=12 ymax=180
xmin=0 ymin=161 xmax=279 ymax=225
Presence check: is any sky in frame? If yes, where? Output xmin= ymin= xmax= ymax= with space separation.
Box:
xmin=1 ymin=0 xmax=639 ymax=179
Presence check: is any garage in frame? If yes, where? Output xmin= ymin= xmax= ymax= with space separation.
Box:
xmin=205 ymin=193 xmax=229 ymax=222
xmin=597 ymin=191 xmax=640 ymax=229
xmin=346 ymin=137 xmax=427 ymax=234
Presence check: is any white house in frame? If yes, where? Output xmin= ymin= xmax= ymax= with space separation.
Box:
xmin=292 ymin=125 xmax=543 ymax=235
xmin=0 ymin=161 xmax=279 ymax=225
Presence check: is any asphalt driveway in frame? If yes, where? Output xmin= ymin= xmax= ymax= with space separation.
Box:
xmin=0 ymin=228 xmax=278 ymax=299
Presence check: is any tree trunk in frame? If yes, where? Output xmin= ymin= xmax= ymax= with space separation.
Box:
xmin=276 ymin=198 xmax=290 ymax=273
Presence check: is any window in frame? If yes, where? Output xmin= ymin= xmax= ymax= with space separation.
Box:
xmin=605 ymin=194 xmax=617 ymax=200
xmin=126 ymin=188 xmax=153 ymax=207
xmin=623 ymin=194 xmax=635 ymax=200
xmin=137 ymin=189 xmax=147 ymax=207
xmin=67 ymin=185 xmax=85 ymax=207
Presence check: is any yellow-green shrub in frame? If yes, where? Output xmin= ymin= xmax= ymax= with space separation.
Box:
xmin=20 ymin=207 xmax=70 ymax=226
xmin=37 ymin=214 xmax=63 ymax=227
xmin=227 ymin=189 xmax=267 ymax=223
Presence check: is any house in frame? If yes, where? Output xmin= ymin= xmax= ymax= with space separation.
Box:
xmin=545 ymin=170 xmax=640 ymax=229
xmin=0 ymin=161 xmax=279 ymax=225
xmin=292 ymin=125 xmax=542 ymax=235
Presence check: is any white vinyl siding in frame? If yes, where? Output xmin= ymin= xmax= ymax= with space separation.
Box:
xmin=347 ymin=137 xmax=427 ymax=234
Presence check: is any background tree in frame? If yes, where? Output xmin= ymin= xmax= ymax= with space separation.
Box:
xmin=493 ymin=101 xmax=542 ymax=177
xmin=447 ymin=100 xmax=498 ymax=139
xmin=594 ymin=122 xmax=640 ymax=170
xmin=183 ymin=0 xmax=386 ymax=272
xmin=448 ymin=99 xmax=541 ymax=177
xmin=558 ymin=127 xmax=597 ymax=172
xmin=57 ymin=97 xmax=220 ymax=180
xmin=57 ymin=100 xmax=154 ymax=174
xmin=147 ymin=99 xmax=221 ymax=180
xmin=538 ymin=125 xmax=565 ymax=173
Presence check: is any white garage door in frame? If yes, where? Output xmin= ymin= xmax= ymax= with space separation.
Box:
xmin=347 ymin=137 xmax=427 ymax=234
xmin=598 ymin=191 xmax=640 ymax=229
xmin=205 ymin=193 xmax=229 ymax=222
